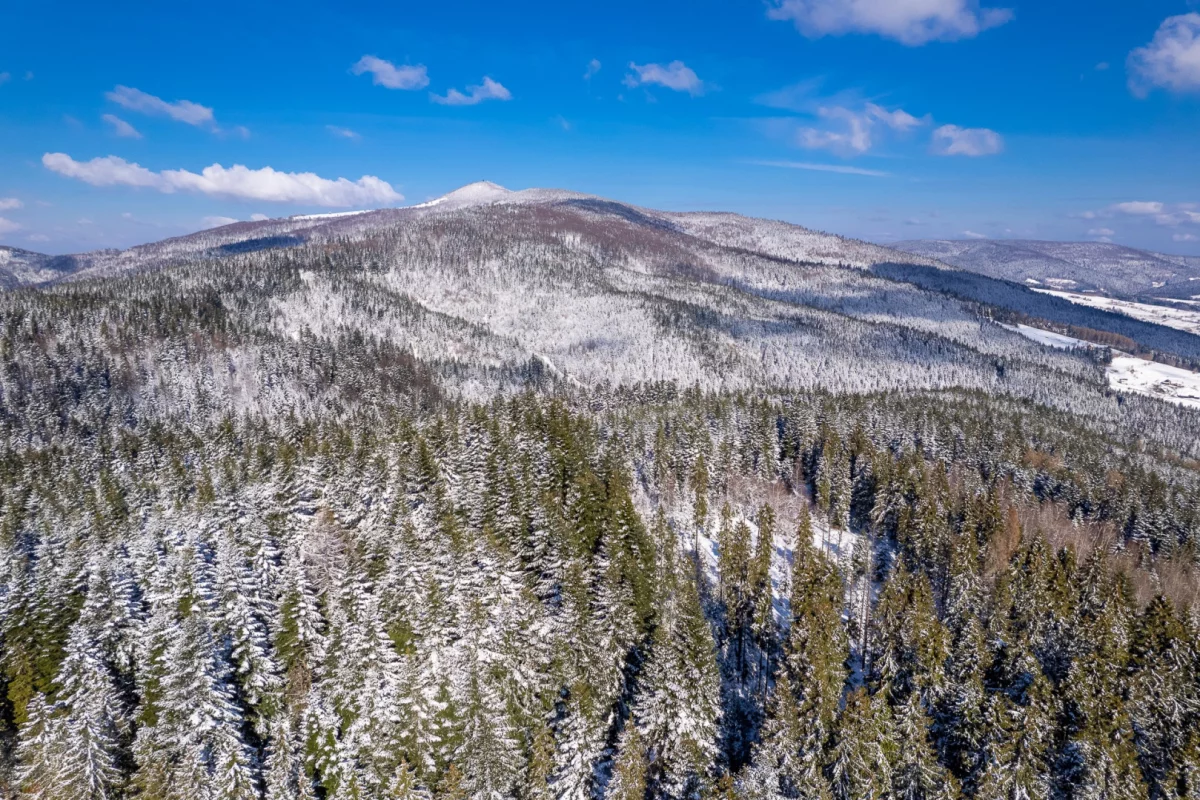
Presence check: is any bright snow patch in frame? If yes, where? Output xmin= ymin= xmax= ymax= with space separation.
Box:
xmin=1000 ymin=324 xmax=1094 ymax=350
xmin=410 ymin=181 xmax=514 ymax=211
xmin=1005 ymin=323 xmax=1200 ymax=409
xmin=1033 ymin=289 xmax=1200 ymax=336
xmin=291 ymin=209 xmax=374 ymax=221
xmin=1108 ymin=356 xmax=1200 ymax=409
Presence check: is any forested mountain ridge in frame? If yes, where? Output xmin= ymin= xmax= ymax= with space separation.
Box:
xmin=0 ymin=247 xmax=79 ymax=290
xmin=5 ymin=182 xmax=943 ymax=288
xmin=2 ymin=183 xmax=1200 ymax=800
xmin=891 ymin=238 xmax=1200 ymax=298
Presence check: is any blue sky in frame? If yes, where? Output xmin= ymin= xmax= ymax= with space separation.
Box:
xmin=2 ymin=0 xmax=1199 ymax=255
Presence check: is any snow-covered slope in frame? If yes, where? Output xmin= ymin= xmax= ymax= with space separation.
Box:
xmin=891 ymin=238 xmax=1200 ymax=297
xmin=665 ymin=212 xmax=941 ymax=270
xmin=409 ymin=180 xmax=515 ymax=209
xmin=0 ymin=246 xmax=78 ymax=288
xmin=2 ymin=181 xmax=1198 ymax=464
xmin=1033 ymin=289 xmax=1200 ymax=336
xmin=1004 ymin=321 xmax=1200 ymax=409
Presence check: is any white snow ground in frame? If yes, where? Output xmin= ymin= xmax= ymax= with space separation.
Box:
xmin=999 ymin=324 xmax=1094 ymax=350
xmin=687 ymin=504 xmax=860 ymax=629
xmin=291 ymin=210 xmax=374 ymax=221
xmin=1033 ymin=289 xmax=1200 ymax=336
xmin=1005 ymin=323 xmax=1200 ymax=409
xmin=1108 ymin=357 xmax=1200 ymax=409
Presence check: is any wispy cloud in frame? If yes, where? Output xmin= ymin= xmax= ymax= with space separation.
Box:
xmin=963 ymin=230 xmax=988 ymax=239
xmin=757 ymin=81 xmax=933 ymax=157
xmin=794 ymin=102 xmax=927 ymax=156
xmin=43 ymin=153 xmax=403 ymax=207
xmin=750 ymin=159 xmax=891 ymax=177
xmin=0 ymin=198 xmax=22 ymax=211
xmin=102 ymin=114 xmax=143 ymax=139
xmin=766 ymin=0 xmax=1013 ymax=46
xmin=625 ymin=61 xmax=705 ymax=95
xmin=799 ymin=107 xmax=874 ymax=154
xmin=351 ymin=56 xmax=429 ymax=90
xmin=1113 ymin=201 xmax=1164 ymax=215
xmin=584 ymin=59 xmax=602 ymax=80
xmin=201 ymin=216 xmax=239 ymax=228
xmin=756 ymin=77 xmax=848 ymax=113
xmin=931 ymin=124 xmax=1004 ymax=156
xmin=866 ymin=102 xmax=925 ymax=131
xmin=430 ymin=77 xmax=512 ymax=106
xmin=0 ymin=218 xmax=21 ymax=235
xmin=326 ymin=125 xmax=361 ymax=140
xmin=0 ymin=73 xmax=10 ymax=86
xmin=1078 ymin=200 xmax=1200 ymax=228
xmin=106 ymin=85 xmax=215 ymax=127
xmin=1128 ymin=13 xmax=1200 ymax=96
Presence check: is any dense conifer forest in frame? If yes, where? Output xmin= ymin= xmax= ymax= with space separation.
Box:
xmin=2 ymin=191 xmax=1200 ymax=800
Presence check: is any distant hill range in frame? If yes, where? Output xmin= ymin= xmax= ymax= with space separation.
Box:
xmin=2 ymin=182 xmax=941 ymax=289
xmin=5 ymin=185 xmax=1200 ymax=379
xmin=0 ymin=246 xmax=84 ymax=289
xmin=890 ymin=239 xmax=1200 ymax=298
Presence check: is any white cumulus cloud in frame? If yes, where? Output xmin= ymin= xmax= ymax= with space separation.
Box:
xmin=106 ymin=85 xmax=215 ymax=127
xmin=1088 ymin=227 xmax=1116 ymax=237
xmin=1113 ymin=201 xmax=1165 ymax=216
xmin=1128 ymin=14 xmax=1200 ymax=96
xmin=767 ymin=0 xmax=1013 ymax=46
xmin=201 ymin=216 xmax=239 ymax=228
xmin=44 ymin=154 xmax=162 ymax=188
xmin=1174 ymin=233 xmax=1199 ymax=242
xmin=0 ymin=198 xmax=22 ymax=211
xmin=963 ymin=230 xmax=988 ymax=239
xmin=102 ymin=114 xmax=143 ymax=139
xmin=430 ymin=77 xmax=512 ymax=106
xmin=0 ymin=218 xmax=21 ymax=235
xmin=932 ymin=124 xmax=1004 ymax=156
xmin=351 ymin=56 xmax=430 ymax=90
xmin=625 ymin=61 xmax=705 ymax=95
xmin=42 ymin=153 xmax=402 ymax=207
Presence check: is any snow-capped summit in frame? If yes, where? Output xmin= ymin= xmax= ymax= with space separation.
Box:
xmin=411 ymin=181 xmax=514 ymax=210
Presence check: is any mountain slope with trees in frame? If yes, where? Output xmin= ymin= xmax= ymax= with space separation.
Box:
xmin=1 ymin=185 xmax=1198 ymax=800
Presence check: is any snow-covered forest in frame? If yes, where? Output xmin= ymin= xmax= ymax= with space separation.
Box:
xmin=2 ymin=187 xmax=1200 ymax=800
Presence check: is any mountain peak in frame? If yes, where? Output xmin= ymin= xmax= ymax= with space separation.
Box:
xmin=412 ymin=181 xmax=513 ymax=210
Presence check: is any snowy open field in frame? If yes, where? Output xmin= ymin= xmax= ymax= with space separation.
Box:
xmin=1033 ymin=289 xmax=1200 ymax=336
xmin=1108 ymin=356 xmax=1200 ymax=409
xmin=999 ymin=323 xmax=1094 ymax=350
xmin=1005 ymin=323 xmax=1200 ymax=409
